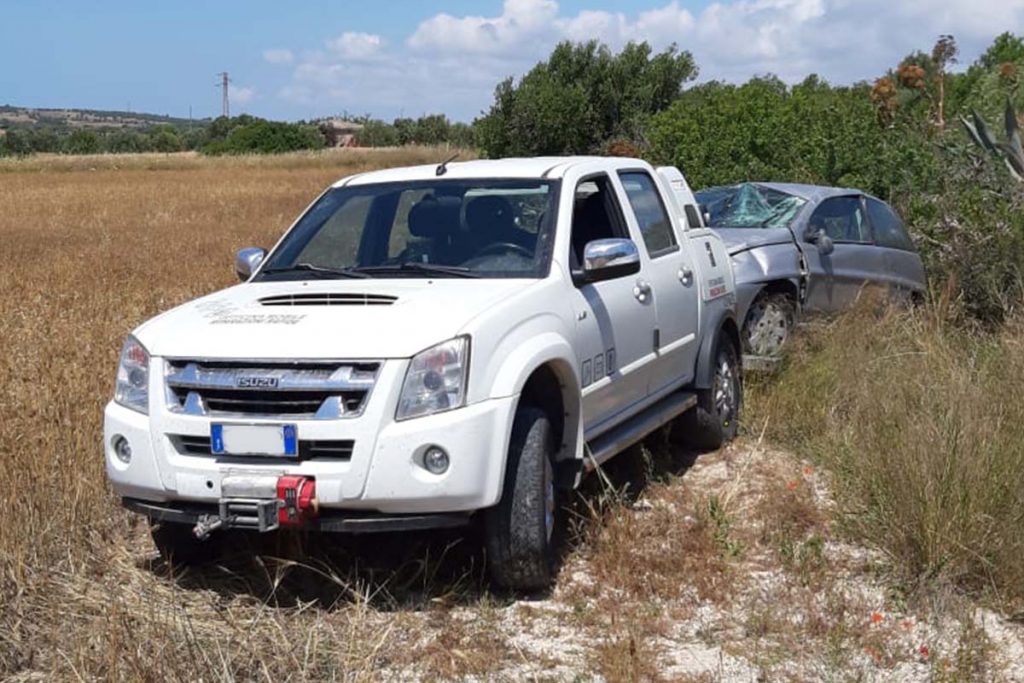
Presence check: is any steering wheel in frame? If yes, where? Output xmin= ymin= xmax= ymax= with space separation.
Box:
xmin=473 ymin=242 xmax=533 ymax=259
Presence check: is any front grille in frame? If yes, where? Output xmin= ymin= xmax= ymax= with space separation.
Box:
xmin=165 ymin=360 xmax=379 ymax=419
xmin=172 ymin=434 xmax=355 ymax=460
xmin=259 ymin=293 xmax=397 ymax=307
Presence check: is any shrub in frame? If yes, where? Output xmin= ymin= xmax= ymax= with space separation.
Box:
xmin=748 ymin=305 xmax=1024 ymax=610
xmin=202 ymin=118 xmax=324 ymax=155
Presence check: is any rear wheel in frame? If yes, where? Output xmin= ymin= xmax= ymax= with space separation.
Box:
xmin=743 ymin=293 xmax=795 ymax=357
xmin=484 ymin=406 xmax=559 ymax=591
xmin=674 ymin=336 xmax=741 ymax=450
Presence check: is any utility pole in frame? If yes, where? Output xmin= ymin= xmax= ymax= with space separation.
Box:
xmin=216 ymin=72 xmax=230 ymax=118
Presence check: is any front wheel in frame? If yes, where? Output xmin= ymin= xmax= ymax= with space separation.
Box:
xmin=674 ymin=336 xmax=742 ymax=450
xmin=743 ymin=293 xmax=795 ymax=357
xmin=484 ymin=406 xmax=559 ymax=591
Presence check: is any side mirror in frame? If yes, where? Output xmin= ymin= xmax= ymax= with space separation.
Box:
xmin=699 ymin=203 xmax=711 ymax=226
xmin=235 ymin=247 xmax=267 ymax=281
xmin=812 ymin=231 xmax=835 ymax=256
xmin=575 ymin=238 xmax=641 ymax=285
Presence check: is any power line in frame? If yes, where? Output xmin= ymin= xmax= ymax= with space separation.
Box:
xmin=216 ymin=72 xmax=231 ymax=118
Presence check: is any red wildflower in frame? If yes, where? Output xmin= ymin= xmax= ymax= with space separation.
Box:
xmin=871 ymin=611 xmax=884 ymax=624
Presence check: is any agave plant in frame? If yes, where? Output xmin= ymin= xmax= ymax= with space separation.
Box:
xmin=961 ymin=96 xmax=1024 ymax=181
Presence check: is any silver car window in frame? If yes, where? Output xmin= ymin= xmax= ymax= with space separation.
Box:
xmin=809 ymin=197 xmax=871 ymax=244
xmin=866 ymin=198 xmax=914 ymax=251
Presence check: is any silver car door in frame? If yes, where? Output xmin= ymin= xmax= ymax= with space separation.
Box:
xmin=801 ymin=195 xmax=879 ymax=311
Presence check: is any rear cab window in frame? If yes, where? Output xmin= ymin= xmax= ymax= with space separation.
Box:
xmin=617 ymin=171 xmax=678 ymax=257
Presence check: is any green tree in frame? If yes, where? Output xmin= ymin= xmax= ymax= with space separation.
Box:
xmin=356 ymin=120 xmax=399 ymax=147
xmin=202 ymin=119 xmax=324 ymax=155
xmin=28 ymin=128 xmax=61 ymax=153
xmin=1 ymin=129 xmax=32 ymax=156
xmin=393 ymin=117 xmax=416 ymax=146
xmin=64 ymin=129 xmax=101 ymax=154
xmin=476 ymin=40 xmax=696 ymax=157
xmin=150 ymin=126 xmax=183 ymax=153
xmin=979 ymin=32 xmax=1024 ymax=69
xmin=413 ymin=114 xmax=450 ymax=145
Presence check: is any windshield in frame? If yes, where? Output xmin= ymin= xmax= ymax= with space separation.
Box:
xmin=695 ymin=183 xmax=807 ymax=230
xmin=257 ymin=179 xmax=559 ymax=280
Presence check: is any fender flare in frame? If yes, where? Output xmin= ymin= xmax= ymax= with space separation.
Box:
xmin=489 ymin=332 xmax=584 ymax=480
xmin=490 ymin=332 xmax=580 ymax=400
xmin=694 ymin=308 xmax=741 ymax=390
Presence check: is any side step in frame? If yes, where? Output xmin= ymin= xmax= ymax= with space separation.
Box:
xmin=584 ymin=391 xmax=697 ymax=473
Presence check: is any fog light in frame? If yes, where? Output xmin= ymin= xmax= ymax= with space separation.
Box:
xmin=423 ymin=446 xmax=449 ymax=475
xmin=112 ymin=435 xmax=132 ymax=464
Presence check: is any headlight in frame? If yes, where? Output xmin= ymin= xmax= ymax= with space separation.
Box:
xmin=114 ymin=335 xmax=150 ymax=414
xmin=396 ymin=336 xmax=469 ymax=421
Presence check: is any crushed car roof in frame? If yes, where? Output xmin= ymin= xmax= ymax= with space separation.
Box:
xmin=747 ymin=182 xmax=863 ymax=201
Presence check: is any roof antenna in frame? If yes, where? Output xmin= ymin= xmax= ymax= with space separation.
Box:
xmin=436 ymin=152 xmax=459 ymax=177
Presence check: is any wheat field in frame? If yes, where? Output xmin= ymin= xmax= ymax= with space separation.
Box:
xmin=0 ymin=147 xmax=495 ymax=680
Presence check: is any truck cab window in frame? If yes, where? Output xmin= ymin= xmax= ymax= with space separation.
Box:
xmin=618 ymin=171 xmax=678 ymax=256
xmin=570 ymin=175 xmax=628 ymax=266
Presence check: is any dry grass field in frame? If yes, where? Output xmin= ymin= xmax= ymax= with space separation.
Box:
xmin=1 ymin=148 xmax=1022 ymax=681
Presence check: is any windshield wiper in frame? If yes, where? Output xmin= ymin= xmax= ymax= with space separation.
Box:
xmin=259 ymin=263 xmax=372 ymax=279
xmin=354 ymin=263 xmax=481 ymax=278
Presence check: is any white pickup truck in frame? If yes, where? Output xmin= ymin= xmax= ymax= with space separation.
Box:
xmin=105 ymin=156 xmax=740 ymax=590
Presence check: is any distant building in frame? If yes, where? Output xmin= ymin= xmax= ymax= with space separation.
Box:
xmin=319 ymin=119 xmax=363 ymax=148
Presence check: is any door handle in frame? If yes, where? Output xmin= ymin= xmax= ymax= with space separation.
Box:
xmin=678 ymin=267 xmax=694 ymax=287
xmin=633 ymin=279 xmax=652 ymax=303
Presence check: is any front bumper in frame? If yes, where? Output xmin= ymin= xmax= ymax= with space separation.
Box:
xmin=123 ymin=497 xmax=471 ymax=533
xmin=105 ymin=379 xmax=518 ymax=515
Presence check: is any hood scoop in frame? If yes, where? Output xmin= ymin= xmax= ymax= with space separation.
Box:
xmin=259 ymin=292 xmax=398 ymax=307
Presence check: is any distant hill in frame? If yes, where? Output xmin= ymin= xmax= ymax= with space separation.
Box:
xmin=0 ymin=105 xmax=208 ymax=131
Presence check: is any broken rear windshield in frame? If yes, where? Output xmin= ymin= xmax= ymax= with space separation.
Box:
xmin=695 ymin=183 xmax=807 ymax=229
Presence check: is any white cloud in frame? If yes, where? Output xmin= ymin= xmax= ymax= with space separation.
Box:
xmin=276 ymin=0 xmax=1024 ymax=120
xmin=407 ymin=0 xmax=560 ymax=54
xmin=229 ymin=84 xmax=256 ymax=105
xmin=263 ymin=48 xmax=294 ymax=64
xmin=328 ymin=32 xmax=383 ymax=60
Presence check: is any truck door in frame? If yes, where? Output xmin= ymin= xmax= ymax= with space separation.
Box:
xmin=614 ymin=170 xmax=701 ymax=395
xmin=568 ymin=174 xmax=657 ymax=435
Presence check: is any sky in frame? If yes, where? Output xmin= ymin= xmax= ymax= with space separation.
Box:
xmin=1 ymin=0 xmax=1022 ymax=123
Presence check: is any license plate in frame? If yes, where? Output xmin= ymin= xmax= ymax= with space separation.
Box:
xmin=211 ymin=424 xmax=298 ymax=457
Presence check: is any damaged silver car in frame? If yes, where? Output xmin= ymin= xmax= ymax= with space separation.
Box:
xmin=694 ymin=183 xmax=926 ymax=358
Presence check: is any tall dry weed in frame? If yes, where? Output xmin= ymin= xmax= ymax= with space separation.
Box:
xmin=749 ymin=304 xmax=1024 ymax=610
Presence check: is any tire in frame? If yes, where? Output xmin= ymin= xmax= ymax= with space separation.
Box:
xmin=743 ymin=293 xmax=795 ymax=357
xmin=675 ymin=335 xmax=742 ymax=451
xmin=150 ymin=519 xmax=221 ymax=567
xmin=484 ymin=405 xmax=559 ymax=591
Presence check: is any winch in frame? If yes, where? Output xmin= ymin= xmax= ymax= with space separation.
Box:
xmin=193 ymin=474 xmax=318 ymax=539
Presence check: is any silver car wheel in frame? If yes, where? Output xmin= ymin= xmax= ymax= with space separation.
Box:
xmin=744 ymin=296 xmax=793 ymax=357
